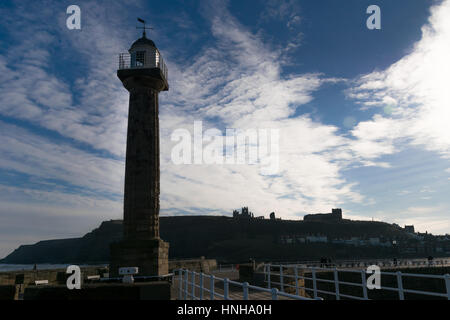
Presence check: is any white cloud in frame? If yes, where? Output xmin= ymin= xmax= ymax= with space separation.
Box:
xmin=347 ymin=0 xmax=450 ymax=161
xmin=393 ymin=206 xmax=449 ymax=234
xmin=1 ymin=0 xmax=450 ymax=259
xmin=0 ymin=1 xmax=131 ymax=157
xmin=0 ymin=0 xmax=394 ymax=226
xmin=157 ymin=4 xmax=374 ymax=219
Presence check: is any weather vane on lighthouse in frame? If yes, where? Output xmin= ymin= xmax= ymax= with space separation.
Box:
xmin=136 ymin=18 xmax=153 ymax=38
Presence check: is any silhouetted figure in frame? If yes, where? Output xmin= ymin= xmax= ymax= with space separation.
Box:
xmin=33 ymin=264 xmax=37 ymax=271
xmin=428 ymin=256 xmax=434 ymax=266
xmin=393 ymin=258 xmax=397 ymax=266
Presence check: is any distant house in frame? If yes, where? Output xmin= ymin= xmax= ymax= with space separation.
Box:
xmin=306 ymin=235 xmax=328 ymax=243
xmin=304 ymin=208 xmax=343 ymax=222
xmin=404 ymin=225 xmax=415 ymax=233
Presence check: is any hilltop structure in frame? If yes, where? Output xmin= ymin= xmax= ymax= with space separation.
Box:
xmin=233 ymin=207 xmax=265 ymax=220
xmin=304 ymin=208 xmax=343 ymax=222
xmin=233 ymin=207 xmax=255 ymax=219
xmin=109 ymin=28 xmax=169 ymax=277
xmin=404 ymin=225 xmax=415 ymax=233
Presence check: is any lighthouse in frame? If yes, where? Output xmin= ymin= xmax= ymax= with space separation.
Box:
xmin=110 ymin=23 xmax=169 ymax=277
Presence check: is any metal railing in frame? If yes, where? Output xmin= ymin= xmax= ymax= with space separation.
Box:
xmin=175 ymin=269 xmax=316 ymax=300
xmin=263 ymin=257 xmax=450 ymax=270
xmin=264 ymin=264 xmax=450 ymax=300
xmin=118 ymin=52 xmax=168 ymax=81
xmin=98 ymin=273 xmax=173 ymax=283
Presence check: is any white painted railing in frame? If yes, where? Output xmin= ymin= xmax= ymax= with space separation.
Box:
xmin=175 ymin=269 xmax=316 ymax=300
xmin=264 ymin=264 xmax=450 ymax=300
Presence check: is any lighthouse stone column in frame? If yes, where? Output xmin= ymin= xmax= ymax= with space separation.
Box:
xmin=109 ymin=35 xmax=169 ymax=277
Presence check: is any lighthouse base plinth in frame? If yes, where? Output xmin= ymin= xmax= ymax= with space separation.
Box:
xmin=109 ymin=239 xmax=169 ymax=277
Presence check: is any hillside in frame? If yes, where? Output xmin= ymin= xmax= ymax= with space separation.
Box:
xmin=0 ymin=216 xmax=414 ymax=264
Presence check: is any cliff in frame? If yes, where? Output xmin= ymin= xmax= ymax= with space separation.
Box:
xmin=0 ymin=216 xmax=412 ymax=264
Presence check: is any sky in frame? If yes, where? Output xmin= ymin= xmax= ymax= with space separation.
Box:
xmin=0 ymin=0 xmax=449 ymax=258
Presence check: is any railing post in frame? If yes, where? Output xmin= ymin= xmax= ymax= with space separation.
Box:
xmin=279 ymin=266 xmax=284 ymax=292
xmin=396 ymin=271 xmax=405 ymax=300
xmin=267 ymin=264 xmax=271 ymax=289
xmin=294 ymin=266 xmax=299 ymax=296
xmin=334 ymin=268 xmax=340 ymax=300
xmin=444 ymin=274 xmax=450 ymax=300
xmin=184 ymin=270 xmax=188 ymax=300
xmin=224 ymin=278 xmax=229 ymax=300
xmin=271 ymin=288 xmax=278 ymax=300
xmin=243 ymin=282 xmax=249 ymax=300
xmin=178 ymin=269 xmax=183 ymax=300
xmin=361 ymin=270 xmax=368 ymax=300
xmin=199 ymin=272 xmax=204 ymax=300
xmin=312 ymin=267 xmax=318 ymax=299
xmin=191 ymin=271 xmax=195 ymax=300
xmin=210 ymin=274 xmax=215 ymax=300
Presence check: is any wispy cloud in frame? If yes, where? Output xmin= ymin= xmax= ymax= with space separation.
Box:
xmin=259 ymin=0 xmax=302 ymax=31
xmin=157 ymin=2 xmax=375 ymax=219
xmin=0 ymin=0 xmax=449 ymax=258
xmin=0 ymin=121 xmax=124 ymax=195
xmin=375 ymin=205 xmax=450 ymax=235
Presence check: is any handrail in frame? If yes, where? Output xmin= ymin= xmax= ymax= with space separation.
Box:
xmin=263 ymin=263 xmax=450 ymax=300
xmin=175 ymin=269 xmax=315 ymax=300
xmin=264 ymin=257 xmax=450 ymax=268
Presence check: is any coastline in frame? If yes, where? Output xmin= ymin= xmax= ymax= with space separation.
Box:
xmin=0 ymin=263 xmax=108 ymax=272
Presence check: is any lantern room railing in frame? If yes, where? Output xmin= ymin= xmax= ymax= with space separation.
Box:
xmin=118 ymin=52 xmax=168 ymax=81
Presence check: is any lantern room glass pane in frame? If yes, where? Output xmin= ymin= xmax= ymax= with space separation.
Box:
xmin=131 ymin=51 xmax=146 ymax=68
xmin=135 ymin=51 xmax=145 ymax=67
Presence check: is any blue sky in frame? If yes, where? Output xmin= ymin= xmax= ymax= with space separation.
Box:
xmin=0 ymin=0 xmax=449 ymax=258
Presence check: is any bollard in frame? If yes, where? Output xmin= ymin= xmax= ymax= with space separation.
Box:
xmin=271 ymin=288 xmax=278 ymax=300
xmin=243 ymin=282 xmax=249 ymax=300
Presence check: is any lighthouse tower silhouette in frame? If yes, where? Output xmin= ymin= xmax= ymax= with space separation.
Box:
xmin=110 ymin=22 xmax=169 ymax=277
